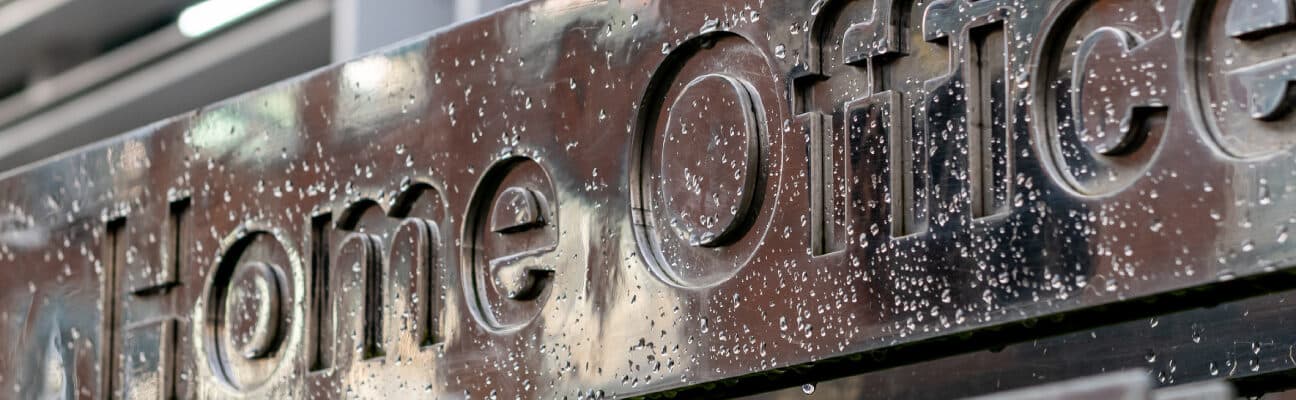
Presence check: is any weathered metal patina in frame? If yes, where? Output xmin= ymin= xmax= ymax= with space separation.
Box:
xmin=4 ymin=0 xmax=1296 ymax=398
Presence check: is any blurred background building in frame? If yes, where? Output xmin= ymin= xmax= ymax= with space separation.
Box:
xmin=0 ymin=0 xmax=517 ymax=173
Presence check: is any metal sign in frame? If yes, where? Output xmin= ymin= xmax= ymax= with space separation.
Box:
xmin=2 ymin=0 xmax=1296 ymax=398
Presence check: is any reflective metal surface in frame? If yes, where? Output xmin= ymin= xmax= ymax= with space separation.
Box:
xmin=962 ymin=371 xmax=1234 ymax=400
xmin=5 ymin=0 xmax=1296 ymax=398
xmin=738 ymin=283 xmax=1296 ymax=399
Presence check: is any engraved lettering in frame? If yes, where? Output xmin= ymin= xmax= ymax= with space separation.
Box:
xmin=923 ymin=0 xmax=1015 ymax=219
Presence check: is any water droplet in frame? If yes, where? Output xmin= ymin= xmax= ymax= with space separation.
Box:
xmin=801 ymin=383 xmax=816 ymax=394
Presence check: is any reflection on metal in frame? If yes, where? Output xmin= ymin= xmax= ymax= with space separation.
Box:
xmin=962 ymin=371 xmax=1233 ymax=400
xmin=6 ymin=0 xmax=1296 ymax=398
